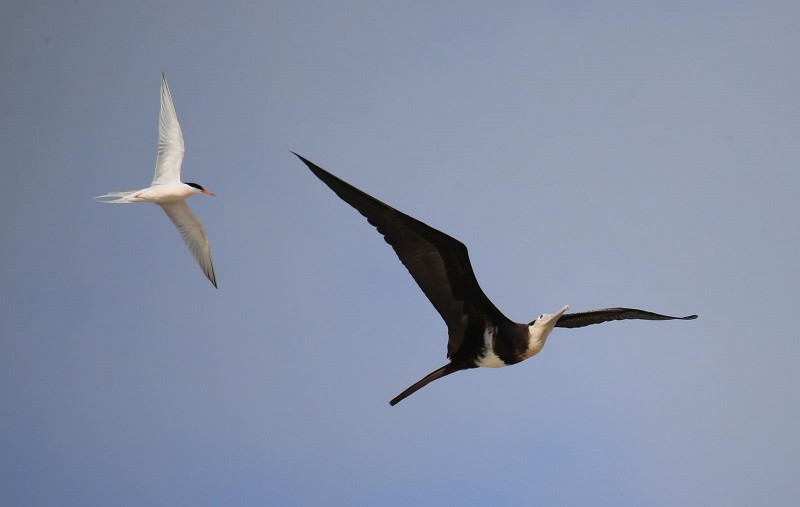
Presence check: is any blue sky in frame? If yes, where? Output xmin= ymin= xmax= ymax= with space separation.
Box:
xmin=2 ymin=1 xmax=798 ymax=505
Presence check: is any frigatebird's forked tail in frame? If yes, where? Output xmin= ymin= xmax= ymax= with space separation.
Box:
xmin=389 ymin=363 xmax=462 ymax=406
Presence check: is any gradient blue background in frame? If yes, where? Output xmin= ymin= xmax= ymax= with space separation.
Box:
xmin=2 ymin=1 xmax=798 ymax=505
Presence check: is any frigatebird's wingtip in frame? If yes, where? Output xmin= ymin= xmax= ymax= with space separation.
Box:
xmin=683 ymin=314 xmax=698 ymax=320
xmin=290 ymin=151 xmax=310 ymax=164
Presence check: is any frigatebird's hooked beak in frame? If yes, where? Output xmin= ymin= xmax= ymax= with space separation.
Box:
xmin=544 ymin=305 xmax=570 ymax=325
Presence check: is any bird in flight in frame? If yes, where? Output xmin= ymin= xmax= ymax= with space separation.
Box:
xmin=293 ymin=152 xmax=697 ymax=406
xmin=95 ymin=73 xmax=217 ymax=288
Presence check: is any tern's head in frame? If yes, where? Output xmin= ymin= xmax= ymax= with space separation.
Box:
xmin=185 ymin=182 xmax=215 ymax=196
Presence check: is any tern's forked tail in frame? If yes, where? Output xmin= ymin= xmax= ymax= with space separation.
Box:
xmin=93 ymin=190 xmax=141 ymax=203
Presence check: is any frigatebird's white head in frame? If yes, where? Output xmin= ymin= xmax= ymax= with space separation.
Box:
xmin=534 ymin=304 xmax=570 ymax=328
xmin=524 ymin=305 xmax=570 ymax=358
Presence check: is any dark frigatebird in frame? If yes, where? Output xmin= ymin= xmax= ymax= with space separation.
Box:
xmin=293 ymin=152 xmax=697 ymax=406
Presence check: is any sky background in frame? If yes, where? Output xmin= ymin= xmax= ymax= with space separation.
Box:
xmin=2 ymin=1 xmax=799 ymax=505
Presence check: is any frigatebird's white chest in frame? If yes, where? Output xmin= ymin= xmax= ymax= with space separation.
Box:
xmin=475 ymin=326 xmax=506 ymax=368
xmin=474 ymin=322 xmax=552 ymax=368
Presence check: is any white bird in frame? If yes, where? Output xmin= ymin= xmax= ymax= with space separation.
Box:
xmin=95 ymin=73 xmax=217 ymax=288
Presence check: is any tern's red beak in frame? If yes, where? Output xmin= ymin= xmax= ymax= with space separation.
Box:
xmin=201 ymin=189 xmax=215 ymax=196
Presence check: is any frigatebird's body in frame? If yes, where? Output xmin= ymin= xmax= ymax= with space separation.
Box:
xmin=293 ymin=153 xmax=697 ymax=405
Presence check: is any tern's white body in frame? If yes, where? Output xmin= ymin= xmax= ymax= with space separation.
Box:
xmin=123 ymin=182 xmax=205 ymax=203
xmin=95 ymin=73 xmax=217 ymax=288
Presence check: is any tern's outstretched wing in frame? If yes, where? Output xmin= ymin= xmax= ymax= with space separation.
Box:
xmin=158 ymin=200 xmax=217 ymax=288
xmin=151 ymin=73 xmax=185 ymax=186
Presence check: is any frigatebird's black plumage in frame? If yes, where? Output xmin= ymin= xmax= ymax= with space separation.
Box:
xmin=293 ymin=152 xmax=697 ymax=406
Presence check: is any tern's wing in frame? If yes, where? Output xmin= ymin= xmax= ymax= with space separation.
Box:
xmin=158 ymin=200 xmax=217 ymax=288
xmin=151 ymin=73 xmax=185 ymax=186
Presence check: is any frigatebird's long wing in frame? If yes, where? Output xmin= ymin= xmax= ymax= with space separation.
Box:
xmin=555 ymin=307 xmax=697 ymax=329
xmin=294 ymin=152 xmax=512 ymax=357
